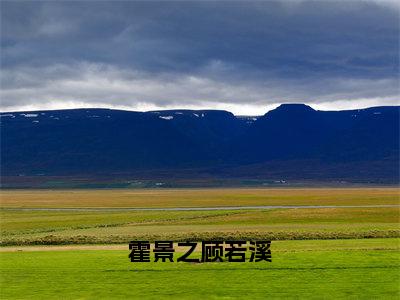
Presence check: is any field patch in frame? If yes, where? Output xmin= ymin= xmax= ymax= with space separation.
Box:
xmin=2 ymin=187 xmax=399 ymax=208
xmin=0 ymin=239 xmax=399 ymax=299
xmin=1 ymin=207 xmax=399 ymax=245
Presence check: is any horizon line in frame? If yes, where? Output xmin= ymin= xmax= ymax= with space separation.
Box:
xmin=1 ymin=103 xmax=399 ymax=117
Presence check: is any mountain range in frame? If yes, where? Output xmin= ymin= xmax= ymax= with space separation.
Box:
xmin=1 ymin=104 xmax=399 ymax=185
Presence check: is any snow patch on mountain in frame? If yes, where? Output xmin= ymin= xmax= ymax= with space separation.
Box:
xmin=159 ymin=116 xmax=174 ymax=120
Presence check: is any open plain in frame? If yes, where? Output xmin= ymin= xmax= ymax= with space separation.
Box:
xmin=1 ymin=187 xmax=399 ymax=298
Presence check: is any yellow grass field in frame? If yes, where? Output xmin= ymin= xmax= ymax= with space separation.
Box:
xmin=1 ymin=187 xmax=399 ymax=245
xmin=1 ymin=187 xmax=399 ymax=208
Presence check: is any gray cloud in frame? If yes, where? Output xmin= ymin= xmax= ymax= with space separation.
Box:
xmin=1 ymin=0 xmax=399 ymax=114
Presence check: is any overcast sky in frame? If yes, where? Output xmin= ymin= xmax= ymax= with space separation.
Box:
xmin=1 ymin=0 xmax=399 ymax=115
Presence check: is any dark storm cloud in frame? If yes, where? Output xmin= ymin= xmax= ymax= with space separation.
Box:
xmin=1 ymin=1 xmax=399 ymax=114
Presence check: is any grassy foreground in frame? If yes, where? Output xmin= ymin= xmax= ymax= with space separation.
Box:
xmin=1 ymin=239 xmax=399 ymax=299
xmin=1 ymin=188 xmax=399 ymax=298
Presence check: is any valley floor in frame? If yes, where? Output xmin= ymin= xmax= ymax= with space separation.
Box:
xmin=1 ymin=187 xmax=399 ymax=298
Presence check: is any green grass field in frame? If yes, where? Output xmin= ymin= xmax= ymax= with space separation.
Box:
xmin=1 ymin=188 xmax=399 ymax=299
xmin=1 ymin=239 xmax=399 ymax=299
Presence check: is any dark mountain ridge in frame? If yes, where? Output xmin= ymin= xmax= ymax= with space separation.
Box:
xmin=1 ymin=104 xmax=399 ymax=184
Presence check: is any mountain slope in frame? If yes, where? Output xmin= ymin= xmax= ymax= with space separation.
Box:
xmin=230 ymin=104 xmax=399 ymax=164
xmin=1 ymin=105 xmax=398 ymax=182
